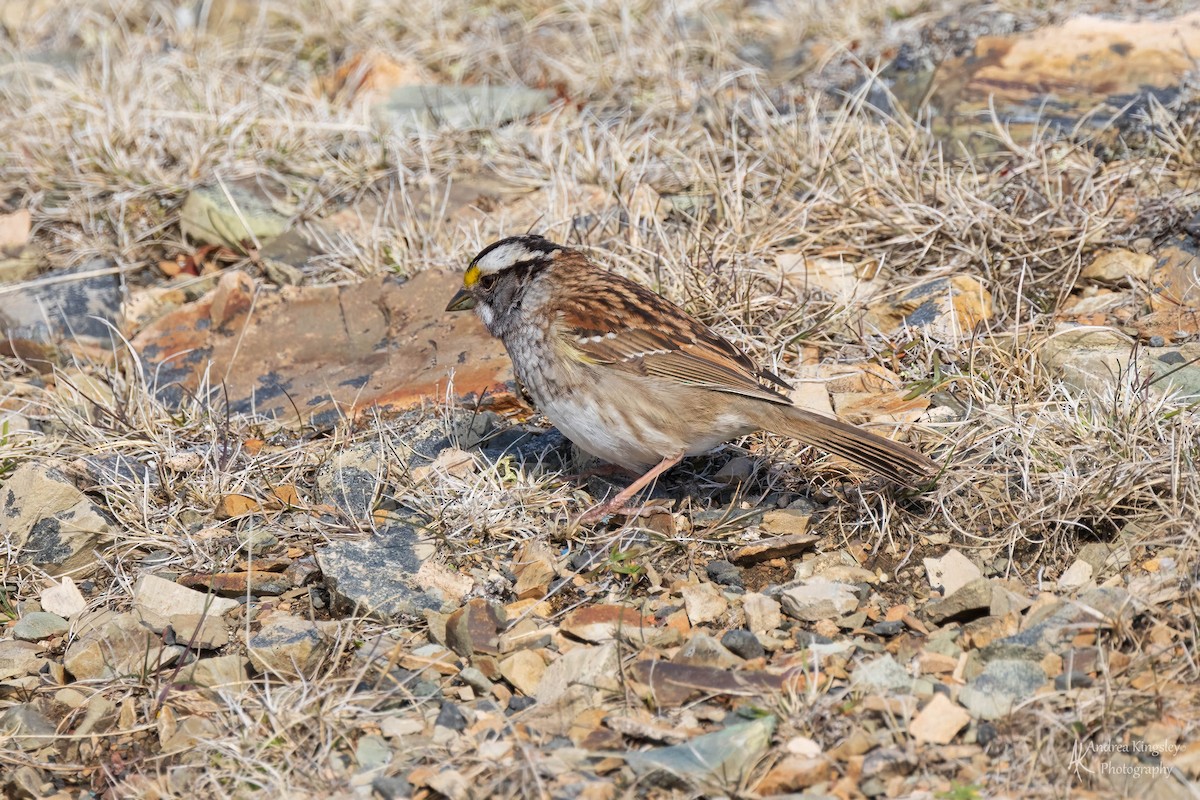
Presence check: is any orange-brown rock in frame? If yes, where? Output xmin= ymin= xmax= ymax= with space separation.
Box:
xmin=132 ymin=269 xmax=515 ymax=427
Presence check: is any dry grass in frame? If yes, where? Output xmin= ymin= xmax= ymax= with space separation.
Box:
xmin=2 ymin=0 xmax=1200 ymax=797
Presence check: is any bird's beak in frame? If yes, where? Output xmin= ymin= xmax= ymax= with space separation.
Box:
xmin=445 ymin=287 xmax=476 ymax=312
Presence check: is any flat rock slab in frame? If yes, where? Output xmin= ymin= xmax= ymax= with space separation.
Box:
xmin=132 ymin=269 xmax=514 ymax=426
xmin=914 ymin=11 xmax=1200 ymax=149
xmin=2 ymin=461 xmax=114 ymax=577
xmin=317 ymin=523 xmax=445 ymax=619
xmin=0 ymin=259 xmax=122 ymax=363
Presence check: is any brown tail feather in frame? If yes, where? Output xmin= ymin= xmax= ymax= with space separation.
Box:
xmin=757 ymin=404 xmax=937 ymax=488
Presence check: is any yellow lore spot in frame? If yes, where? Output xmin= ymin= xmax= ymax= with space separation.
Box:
xmin=463 ymin=264 xmax=481 ymax=287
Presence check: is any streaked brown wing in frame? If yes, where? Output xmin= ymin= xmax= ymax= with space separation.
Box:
xmin=554 ymin=261 xmax=793 ymax=406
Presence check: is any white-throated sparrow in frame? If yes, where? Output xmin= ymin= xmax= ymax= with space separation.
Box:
xmin=446 ymin=235 xmax=937 ymax=520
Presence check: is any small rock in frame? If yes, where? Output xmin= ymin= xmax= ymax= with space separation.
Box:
xmin=499 ymin=649 xmax=546 ymax=696
xmin=64 ymin=611 xmax=184 ymax=680
xmin=705 ymin=559 xmax=742 ymax=588
xmin=315 ymin=443 xmax=383 ymax=520
xmin=778 ymin=579 xmax=859 ymax=621
xmin=317 ymin=523 xmax=441 ymax=619
xmin=861 ymin=747 xmax=915 ymax=780
xmin=560 ymin=604 xmax=657 ymax=644
xmin=714 ymin=457 xmax=754 ymax=482
xmin=742 ymin=592 xmax=783 ymax=634
xmin=625 ymin=716 xmax=776 ymax=788
xmin=1081 ymin=249 xmax=1155 ymax=282
xmin=680 ymin=583 xmax=728 ymax=625
xmin=755 ymin=755 xmax=831 ymax=794
xmin=924 ymin=577 xmax=994 ymax=624
xmin=0 ymin=641 xmax=45 ymax=680
xmin=851 ymin=654 xmax=912 ymax=693
xmin=0 ymin=704 xmax=56 ymax=748
xmin=11 ymin=611 xmax=69 ymax=642
xmin=924 ymin=549 xmax=983 ymax=597
xmin=760 ymin=509 xmax=812 ymax=535
xmin=179 ymin=177 xmax=293 ymax=250
xmin=533 ymin=643 xmax=619 ymax=736
xmin=132 ymin=574 xmax=239 ymax=625
xmin=445 ymin=598 xmax=506 ymax=657
xmin=168 ymin=614 xmax=230 ymax=649
xmin=870 ymin=620 xmax=905 ymax=637
xmin=458 ymin=667 xmax=494 ymax=694
xmin=355 ymin=734 xmax=392 ymax=772
xmin=731 ymin=533 xmax=818 ymax=565
xmin=720 ymin=629 xmax=765 ymax=660
xmin=246 ymin=615 xmax=334 ymax=679
xmin=0 ymin=259 xmax=122 ymax=358
xmin=174 ymin=655 xmax=250 ymax=695
xmin=1075 ymin=541 xmax=1132 ymax=576
xmin=958 ymin=659 xmax=1048 ymax=720
xmin=1055 ymin=672 xmax=1094 ymax=690
xmin=673 ymin=633 xmax=742 ymax=669
xmin=909 ymin=693 xmax=971 ymax=744
xmin=1057 ymin=559 xmax=1094 ymax=591
xmin=435 ymin=701 xmax=467 ymax=732
xmin=867 ymin=275 xmax=993 ymax=339
xmin=39 ymin=577 xmax=86 ymax=618
xmin=1 ymin=462 xmax=115 ymax=577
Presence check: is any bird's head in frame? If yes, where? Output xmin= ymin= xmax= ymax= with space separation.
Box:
xmin=445 ymin=234 xmax=564 ymax=334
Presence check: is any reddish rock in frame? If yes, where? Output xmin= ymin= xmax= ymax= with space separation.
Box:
xmin=560 ymin=604 xmax=657 ymax=644
xmin=445 ymin=598 xmax=506 ymax=657
xmin=731 ymin=534 xmax=818 ymax=566
xmin=133 ymin=269 xmax=515 ymax=427
xmin=178 ymin=571 xmax=293 ymax=598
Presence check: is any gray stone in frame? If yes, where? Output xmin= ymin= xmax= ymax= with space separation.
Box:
xmin=315 ymin=443 xmax=384 ymax=519
xmin=459 ymin=666 xmax=494 ymax=694
xmin=179 ymin=177 xmax=294 ymax=250
xmin=999 ymin=586 xmax=1135 ymax=653
xmin=11 ymin=611 xmax=68 ymax=641
xmin=1039 ymin=329 xmax=1200 ymax=400
xmin=705 ymin=559 xmax=742 ymax=588
xmin=1 ymin=461 xmax=114 ymax=576
xmin=924 ymin=577 xmax=993 ymax=624
xmin=672 ymin=633 xmax=742 ymax=669
xmin=0 ymin=259 xmax=121 ymax=351
xmin=720 ymin=629 xmax=765 ymax=660
xmin=778 ymin=579 xmax=859 ymax=621
xmin=246 ymin=614 xmax=334 ymax=679
xmin=852 ymin=654 xmax=913 ymax=693
xmin=958 ymin=659 xmax=1048 ymax=720
xmin=371 ymin=85 xmax=553 ymax=134
xmin=435 ymin=701 xmax=467 ymax=732
xmin=317 ymin=523 xmax=443 ymax=618
xmin=355 ymin=734 xmax=392 ymax=772
xmin=0 ymin=704 xmax=56 ymax=750
xmin=624 ymin=715 xmax=775 ymax=788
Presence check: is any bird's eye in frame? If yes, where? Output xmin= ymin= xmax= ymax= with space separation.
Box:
xmin=478 ymin=274 xmax=498 ymax=291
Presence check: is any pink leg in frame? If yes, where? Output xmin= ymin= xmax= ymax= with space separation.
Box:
xmin=578 ymin=451 xmax=684 ymax=523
